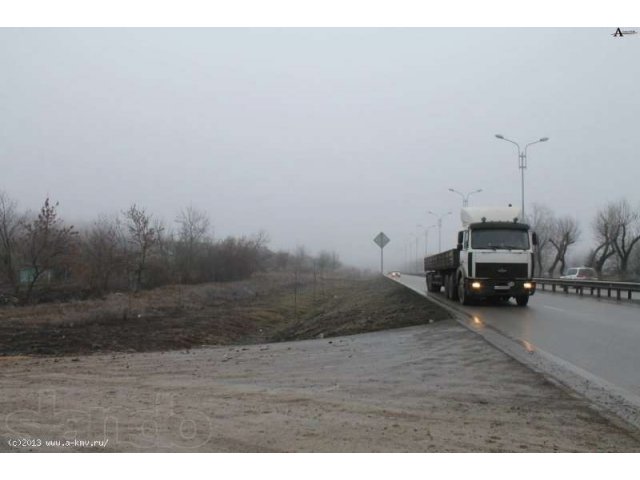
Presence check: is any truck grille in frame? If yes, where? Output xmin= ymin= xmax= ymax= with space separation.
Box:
xmin=475 ymin=263 xmax=528 ymax=279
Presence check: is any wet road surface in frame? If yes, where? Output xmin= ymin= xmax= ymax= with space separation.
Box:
xmin=396 ymin=274 xmax=640 ymax=400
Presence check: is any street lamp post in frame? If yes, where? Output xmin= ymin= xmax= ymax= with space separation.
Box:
xmin=423 ymin=224 xmax=437 ymax=256
xmin=406 ymin=236 xmax=414 ymax=272
xmin=495 ymin=134 xmax=549 ymax=219
xmin=409 ymin=233 xmax=418 ymax=272
xmin=428 ymin=210 xmax=452 ymax=253
xmin=448 ymin=187 xmax=483 ymax=207
xmin=415 ymin=224 xmax=422 ymax=272
xmin=404 ymin=240 xmax=409 ymax=272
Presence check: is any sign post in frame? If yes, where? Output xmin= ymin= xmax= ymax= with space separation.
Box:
xmin=373 ymin=232 xmax=390 ymax=274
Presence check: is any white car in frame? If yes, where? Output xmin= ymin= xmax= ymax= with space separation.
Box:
xmin=560 ymin=267 xmax=598 ymax=280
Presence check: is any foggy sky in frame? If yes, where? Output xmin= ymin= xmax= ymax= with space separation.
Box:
xmin=1 ymin=28 xmax=638 ymax=269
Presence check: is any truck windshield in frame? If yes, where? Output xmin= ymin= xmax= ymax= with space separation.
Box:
xmin=471 ymin=228 xmax=530 ymax=250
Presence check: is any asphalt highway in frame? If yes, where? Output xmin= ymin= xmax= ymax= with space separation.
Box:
xmin=396 ymin=273 xmax=640 ymax=400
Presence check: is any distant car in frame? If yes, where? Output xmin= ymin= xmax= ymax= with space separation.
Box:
xmin=560 ymin=267 xmax=598 ymax=280
xmin=389 ymin=271 xmax=401 ymax=278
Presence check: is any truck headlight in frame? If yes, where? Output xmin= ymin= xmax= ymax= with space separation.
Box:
xmin=471 ymin=281 xmax=481 ymax=289
xmin=523 ymin=282 xmax=533 ymax=289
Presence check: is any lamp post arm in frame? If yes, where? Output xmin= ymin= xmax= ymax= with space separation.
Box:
xmin=524 ymin=140 xmax=540 ymax=152
xmin=523 ymin=140 xmax=544 ymax=169
xmin=448 ymin=188 xmax=465 ymax=202
xmin=465 ymin=189 xmax=483 ymax=206
xmin=499 ymin=137 xmax=521 ymax=158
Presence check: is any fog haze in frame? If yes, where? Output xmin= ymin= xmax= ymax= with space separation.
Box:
xmin=2 ymin=28 xmax=638 ymax=269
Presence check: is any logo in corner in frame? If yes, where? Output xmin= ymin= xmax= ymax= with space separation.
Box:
xmin=612 ymin=27 xmax=638 ymax=37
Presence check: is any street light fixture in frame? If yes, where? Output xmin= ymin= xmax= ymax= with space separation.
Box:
xmin=495 ymin=134 xmax=549 ymax=219
xmin=428 ymin=210 xmax=452 ymax=253
xmin=448 ymin=187 xmax=483 ymax=207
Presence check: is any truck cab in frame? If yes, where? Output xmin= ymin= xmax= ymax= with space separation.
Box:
xmin=425 ymin=207 xmax=537 ymax=306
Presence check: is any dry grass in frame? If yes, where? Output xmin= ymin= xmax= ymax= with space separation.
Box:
xmin=0 ymin=273 xmax=451 ymax=356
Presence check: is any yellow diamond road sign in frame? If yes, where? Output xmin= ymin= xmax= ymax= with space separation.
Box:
xmin=374 ymin=232 xmax=390 ymax=248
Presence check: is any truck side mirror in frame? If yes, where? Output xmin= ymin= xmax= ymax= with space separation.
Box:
xmin=532 ymin=232 xmax=538 ymax=246
xmin=457 ymin=231 xmax=464 ymax=250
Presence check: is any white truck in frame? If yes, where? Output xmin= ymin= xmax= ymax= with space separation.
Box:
xmin=424 ymin=206 xmax=537 ymax=306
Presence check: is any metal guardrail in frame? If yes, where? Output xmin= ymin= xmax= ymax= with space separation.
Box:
xmin=396 ymin=272 xmax=640 ymax=302
xmin=534 ymin=278 xmax=640 ymax=301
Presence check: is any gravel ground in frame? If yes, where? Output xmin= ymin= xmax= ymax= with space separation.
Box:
xmin=2 ymin=319 xmax=640 ymax=452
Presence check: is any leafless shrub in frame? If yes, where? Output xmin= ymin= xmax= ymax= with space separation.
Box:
xmin=80 ymin=215 xmax=127 ymax=294
xmin=19 ymin=198 xmax=78 ymax=303
xmin=0 ymin=191 xmax=24 ymax=292
xmin=174 ymin=205 xmax=211 ymax=283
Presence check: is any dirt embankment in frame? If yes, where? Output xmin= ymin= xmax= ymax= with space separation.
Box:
xmin=2 ymin=274 xmax=640 ymax=452
xmin=0 ymin=273 xmax=450 ymax=356
xmin=3 ymin=320 xmax=640 ymax=452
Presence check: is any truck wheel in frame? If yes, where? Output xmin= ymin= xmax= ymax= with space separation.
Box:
xmin=458 ymin=277 xmax=471 ymax=305
xmin=515 ymin=295 xmax=529 ymax=307
xmin=427 ymin=276 xmax=440 ymax=293
xmin=429 ymin=278 xmax=440 ymax=293
xmin=449 ymin=275 xmax=459 ymax=301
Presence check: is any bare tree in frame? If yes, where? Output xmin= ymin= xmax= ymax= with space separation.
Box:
xmin=630 ymin=244 xmax=640 ymax=279
xmin=316 ymin=250 xmax=332 ymax=275
xmin=174 ymin=206 xmax=211 ymax=283
xmin=272 ymin=250 xmax=290 ymax=271
xmin=587 ymin=203 xmax=619 ymax=277
xmin=176 ymin=206 xmax=210 ymax=244
xmin=527 ymin=203 xmax=555 ymax=276
xmin=547 ymin=216 xmax=580 ymax=277
xmin=81 ymin=215 xmax=126 ymax=294
xmin=609 ymin=199 xmax=640 ymax=278
xmin=330 ymin=251 xmax=341 ymax=270
xmin=147 ymin=217 xmax=172 ymax=286
xmin=292 ymin=246 xmax=307 ymax=318
xmin=123 ymin=204 xmax=163 ymax=291
xmin=251 ymin=229 xmax=271 ymax=272
xmin=19 ymin=198 xmax=77 ymax=302
xmin=315 ymin=250 xmax=337 ymax=299
xmin=0 ymin=191 xmax=23 ymax=291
